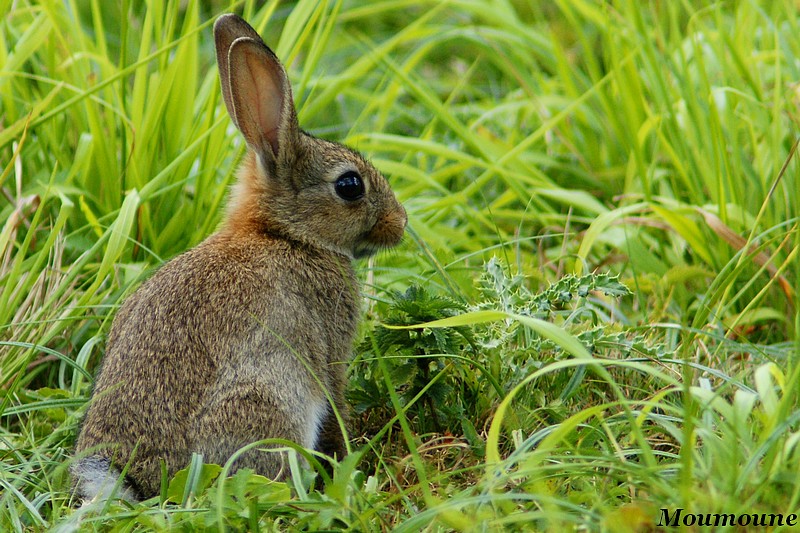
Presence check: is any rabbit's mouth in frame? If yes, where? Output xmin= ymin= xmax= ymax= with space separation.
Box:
xmin=353 ymin=235 xmax=385 ymax=259
xmin=353 ymin=238 xmax=401 ymax=259
xmin=353 ymin=244 xmax=379 ymax=259
xmin=354 ymin=206 xmax=407 ymax=258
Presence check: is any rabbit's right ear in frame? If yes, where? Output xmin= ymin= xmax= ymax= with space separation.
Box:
xmin=214 ymin=14 xmax=299 ymax=165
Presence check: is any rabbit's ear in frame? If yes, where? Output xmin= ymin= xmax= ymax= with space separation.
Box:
xmin=216 ymin=20 xmax=298 ymax=164
xmin=214 ymin=14 xmax=263 ymax=129
xmin=227 ymin=38 xmax=299 ymax=163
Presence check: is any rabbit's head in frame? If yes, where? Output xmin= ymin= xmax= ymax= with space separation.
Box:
xmin=214 ymin=14 xmax=406 ymax=258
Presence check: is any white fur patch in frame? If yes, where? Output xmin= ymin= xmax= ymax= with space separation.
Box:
xmin=72 ymin=457 xmax=138 ymax=503
xmin=303 ymin=400 xmax=327 ymax=451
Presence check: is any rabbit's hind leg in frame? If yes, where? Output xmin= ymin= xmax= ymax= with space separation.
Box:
xmin=192 ymin=381 xmax=325 ymax=480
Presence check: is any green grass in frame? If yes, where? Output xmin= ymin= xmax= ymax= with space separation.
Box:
xmin=2 ymin=0 xmax=799 ymax=530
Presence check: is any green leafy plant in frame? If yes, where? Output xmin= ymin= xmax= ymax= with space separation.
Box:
xmin=351 ymin=259 xmax=638 ymax=454
xmin=351 ymin=285 xmax=476 ymax=436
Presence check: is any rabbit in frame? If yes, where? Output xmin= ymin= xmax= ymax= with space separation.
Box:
xmin=71 ymin=13 xmax=407 ymax=501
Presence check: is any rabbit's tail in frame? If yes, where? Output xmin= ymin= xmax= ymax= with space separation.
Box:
xmin=70 ymin=456 xmax=139 ymax=504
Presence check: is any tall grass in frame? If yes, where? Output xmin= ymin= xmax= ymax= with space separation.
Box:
xmin=1 ymin=0 xmax=798 ymax=530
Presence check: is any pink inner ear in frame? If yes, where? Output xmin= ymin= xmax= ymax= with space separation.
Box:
xmin=229 ymin=41 xmax=286 ymax=159
xmin=245 ymin=53 xmax=283 ymax=157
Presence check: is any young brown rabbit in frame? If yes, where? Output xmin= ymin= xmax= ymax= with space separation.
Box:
xmin=71 ymin=13 xmax=407 ymax=501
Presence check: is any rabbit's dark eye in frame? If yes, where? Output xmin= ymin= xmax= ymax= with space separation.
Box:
xmin=334 ymin=171 xmax=365 ymax=201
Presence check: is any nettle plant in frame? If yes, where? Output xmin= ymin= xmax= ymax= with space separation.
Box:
xmin=349 ymin=257 xmax=639 ymax=445
xmin=350 ymin=285 xmax=477 ymax=437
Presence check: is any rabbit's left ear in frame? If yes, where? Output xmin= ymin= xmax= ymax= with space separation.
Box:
xmin=214 ymin=14 xmax=262 ymax=130
xmin=214 ymin=15 xmax=299 ymax=164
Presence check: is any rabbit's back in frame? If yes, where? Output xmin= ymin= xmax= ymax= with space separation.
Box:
xmin=105 ymin=231 xmax=361 ymax=371
xmin=75 ymin=234 xmax=359 ymax=496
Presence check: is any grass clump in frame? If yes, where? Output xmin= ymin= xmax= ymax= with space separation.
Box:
xmin=2 ymin=0 xmax=799 ymax=531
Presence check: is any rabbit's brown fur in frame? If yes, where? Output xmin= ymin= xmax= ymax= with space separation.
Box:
xmin=72 ymin=13 xmax=406 ymax=501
